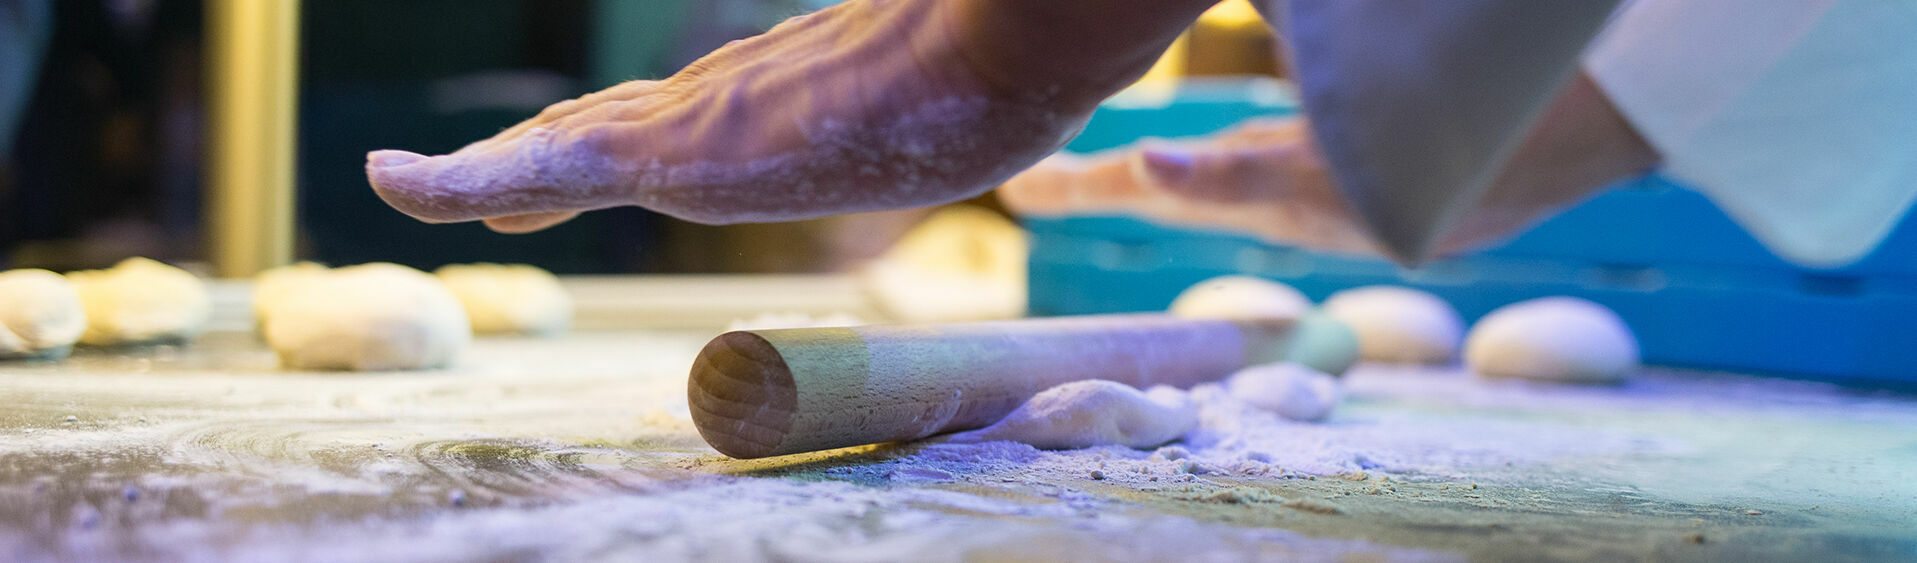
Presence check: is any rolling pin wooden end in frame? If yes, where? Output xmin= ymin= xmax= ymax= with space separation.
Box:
xmin=687 ymin=331 xmax=799 ymax=459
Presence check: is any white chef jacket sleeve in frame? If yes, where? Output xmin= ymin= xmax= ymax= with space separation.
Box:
xmin=1585 ymin=0 xmax=1917 ymax=267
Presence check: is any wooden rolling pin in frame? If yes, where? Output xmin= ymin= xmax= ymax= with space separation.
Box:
xmin=688 ymin=314 xmax=1293 ymax=459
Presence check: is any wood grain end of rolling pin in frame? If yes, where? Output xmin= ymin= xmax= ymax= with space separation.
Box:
xmin=687 ymin=331 xmax=801 ymax=459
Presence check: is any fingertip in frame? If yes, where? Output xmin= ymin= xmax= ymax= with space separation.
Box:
xmin=363 ymin=152 xmax=462 ymax=223
xmin=365 ymin=151 xmax=431 ymax=198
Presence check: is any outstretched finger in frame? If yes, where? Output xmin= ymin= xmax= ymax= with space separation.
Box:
xmin=998 ymin=152 xmax=1162 ymax=215
xmin=364 ymin=126 xmax=634 ymax=225
xmin=1129 ymin=138 xmax=1328 ymax=205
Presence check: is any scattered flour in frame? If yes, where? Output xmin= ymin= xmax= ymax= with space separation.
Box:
xmin=946 ymin=380 xmax=1197 ymax=450
xmin=18 ymin=477 xmax=1450 ymax=563
xmin=907 ymin=364 xmax=1676 ymax=481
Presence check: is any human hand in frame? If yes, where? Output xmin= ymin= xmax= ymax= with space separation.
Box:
xmin=999 ymin=117 xmax=1393 ymax=257
xmin=365 ymin=1 xmax=1101 ymax=234
xmin=365 ymin=0 xmax=1219 ymax=235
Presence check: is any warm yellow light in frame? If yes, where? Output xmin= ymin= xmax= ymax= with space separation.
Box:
xmin=1199 ymin=0 xmax=1265 ymax=29
xmin=1130 ymin=33 xmax=1190 ymax=101
xmin=1129 ymin=0 xmax=1266 ymax=101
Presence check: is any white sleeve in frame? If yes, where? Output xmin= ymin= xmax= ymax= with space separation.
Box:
xmin=1585 ymin=0 xmax=1917 ymax=267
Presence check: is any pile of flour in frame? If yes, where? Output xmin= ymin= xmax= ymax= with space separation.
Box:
xmin=799 ymin=365 xmax=1678 ymax=497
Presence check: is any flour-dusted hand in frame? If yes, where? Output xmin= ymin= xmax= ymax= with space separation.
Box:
xmin=367 ymin=0 xmax=1220 ymax=233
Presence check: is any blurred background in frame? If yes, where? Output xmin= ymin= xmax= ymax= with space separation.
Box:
xmin=0 ymin=0 xmax=1280 ymax=275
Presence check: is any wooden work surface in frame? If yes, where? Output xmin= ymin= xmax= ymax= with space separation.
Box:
xmin=1 ymin=276 xmax=1913 ymax=561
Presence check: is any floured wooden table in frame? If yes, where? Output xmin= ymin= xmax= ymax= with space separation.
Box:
xmin=2 ymin=276 xmax=1914 ymax=561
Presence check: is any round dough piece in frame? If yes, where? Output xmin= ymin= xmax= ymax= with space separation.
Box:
xmin=1323 ymin=285 xmax=1464 ymax=364
xmin=68 ymin=257 xmax=210 ymax=346
xmin=1225 ymin=362 xmax=1342 ymax=422
xmin=434 ymin=263 xmax=573 ymax=336
xmin=1283 ymin=313 xmax=1361 ymax=376
xmin=1465 ymin=297 xmax=1639 ymax=384
xmin=264 ymin=263 xmax=471 ymax=371
xmin=946 ymin=380 xmax=1197 ymax=450
xmin=0 ymin=269 xmax=87 ymax=360
xmin=253 ymin=261 xmax=331 ymax=326
xmin=863 ymin=205 xmax=1028 ymax=322
xmin=1168 ymin=275 xmax=1311 ymax=321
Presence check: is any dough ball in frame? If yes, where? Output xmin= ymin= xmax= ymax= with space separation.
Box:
xmin=264 ymin=263 xmax=471 ymax=371
xmin=1225 ymin=363 xmax=1341 ymax=422
xmin=1281 ymin=313 xmax=1361 ymax=376
xmin=1170 ymin=277 xmax=1353 ymax=375
xmin=253 ymin=261 xmax=331 ymax=326
xmin=435 ymin=263 xmax=573 ymax=336
xmin=1465 ymin=297 xmax=1639 ymax=384
xmin=947 ymin=380 xmax=1196 ymax=450
xmin=725 ymin=311 xmax=864 ymax=332
xmin=0 ymin=269 xmax=87 ymax=360
xmin=1168 ymin=275 xmax=1311 ymax=321
xmin=68 ymin=257 xmax=210 ymax=346
xmin=863 ymin=205 xmax=1028 ymax=322
xmin=1322 ymin=285 xmax=1464 ymax=364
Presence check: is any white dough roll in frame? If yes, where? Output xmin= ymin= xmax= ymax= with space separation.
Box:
xmin=263 ymin=263 xmax=471 ymax=371
xmin=0 ymin=269 xmax=88 ymax=360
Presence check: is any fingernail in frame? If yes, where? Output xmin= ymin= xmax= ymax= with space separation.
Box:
xmin=367 ymin=150 xmax=429 ymax=168
xmin=1136 ymin=145 xmax=1195 ymax=186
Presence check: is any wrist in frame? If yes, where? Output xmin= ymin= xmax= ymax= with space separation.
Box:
xmin=944 ymin=0 xmax=1221 ymax=108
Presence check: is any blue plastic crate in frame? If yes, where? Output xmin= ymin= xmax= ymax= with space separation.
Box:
xmin=1027 ymin=80 xmax=1917 ymax=385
